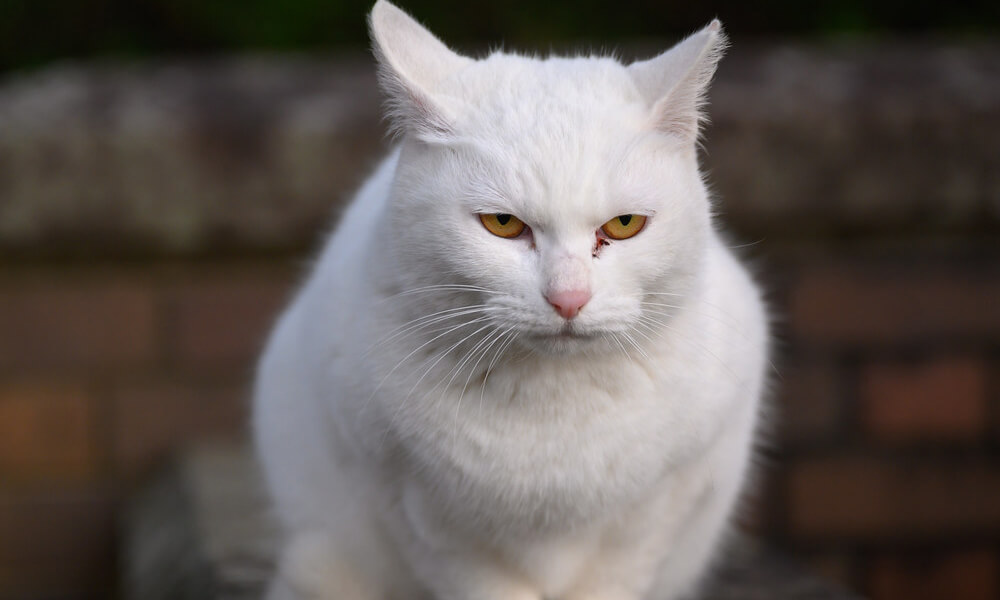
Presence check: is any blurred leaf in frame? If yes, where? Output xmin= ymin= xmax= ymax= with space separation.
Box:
xmin=1 ymin=0 xmax=997 ymax=73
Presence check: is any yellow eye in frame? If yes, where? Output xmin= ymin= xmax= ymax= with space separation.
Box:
xmin=601 ymin=214 xmax=647 ymax=240
xmin=480 ymin=213 xmax=526 ymax=238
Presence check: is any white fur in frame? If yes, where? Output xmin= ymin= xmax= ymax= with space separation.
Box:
xmin=254 ymin=3 xmax=768 ymax=599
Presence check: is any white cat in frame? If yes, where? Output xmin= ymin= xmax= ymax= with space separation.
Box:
xmin=253 ymin=2 xmax=769 ymax=599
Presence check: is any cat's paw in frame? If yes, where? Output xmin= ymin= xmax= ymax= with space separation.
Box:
xmin=424 ymin=566 xmax=542 ymax=600
xmin=562 ymin=589 xmax=641 ymax=600
xmin=275 ymin=533 xmax=379 ymax=600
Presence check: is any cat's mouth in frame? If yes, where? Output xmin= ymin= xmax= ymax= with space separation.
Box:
xmin=532 ymin=323 xmax=594 ymax=340
xmin=520 ymin=326 xmax=607 ymax=355
xmin=523 ymin=324 xmax=601 ymax=349
xmin=556 ymin=329 xmax=594 ymax=340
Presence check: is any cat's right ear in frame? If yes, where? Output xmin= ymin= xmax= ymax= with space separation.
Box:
xmin=627 ymin=21 xmax=727 ymax=143
xmin=369 ymin=1 xmax=472 ymax=142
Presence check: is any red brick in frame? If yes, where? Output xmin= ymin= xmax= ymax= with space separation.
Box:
xmin=789 ymin=267 xmax=1000 ymax=345
xmin=776 ymin=361 xmax=842 ymax=443
xmin=0 ymin=489 xmax=115 ymax=598
xmin=862 ymin=357 xmax=987 ymax=441
xmin=0 ymin=383 xmax=98 ymax=482
xmin=868 ymin=550 xmax=999 ymax=600
xmin=168 ymin=278 xmax=290 ymax=367
xmin=0 ymin=281 xmax=156 ymax=371
xmin=787 ymin=456 xmax=1000 ymax=539
xmin=112 ymin=379 xmax=247 ymax=477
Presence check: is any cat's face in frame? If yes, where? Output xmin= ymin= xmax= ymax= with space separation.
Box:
xmin=372 ymin=1 xmax=724 ymax=356
xmin=388 ymin=64 xmax=708 ymax=355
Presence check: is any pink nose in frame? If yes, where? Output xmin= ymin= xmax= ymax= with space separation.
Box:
xmin=545 ymin=289 xmax=591 ymax=320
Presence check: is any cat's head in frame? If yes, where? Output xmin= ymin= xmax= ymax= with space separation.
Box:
xmin=370 ymin=1 xmax=726 ymax=356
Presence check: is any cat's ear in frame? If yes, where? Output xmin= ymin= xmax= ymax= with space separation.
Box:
xmin=369 ymin=1 xmax=472 ymax=141
xmin=627 ymin=20 xmax=727 ymax=142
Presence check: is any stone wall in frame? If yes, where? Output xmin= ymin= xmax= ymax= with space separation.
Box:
xmin=0 ymin=41 xmax=998 ymax=599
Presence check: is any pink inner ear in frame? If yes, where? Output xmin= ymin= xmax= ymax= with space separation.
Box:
xmin=545 ymin=289 xmax=592 ymax=320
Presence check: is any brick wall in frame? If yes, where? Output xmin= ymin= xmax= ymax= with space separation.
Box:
xmin=0 ymin=43 xmax=997 ymax=599
xmin=757 ymin=248 xmax=1000 ymax=599
xmin=0 ymin=264 xmax=297 ymax=598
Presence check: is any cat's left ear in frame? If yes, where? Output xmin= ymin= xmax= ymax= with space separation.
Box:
xmin=369 ymin=1 xmax=473 ymax=141
xmin=627 ymin=21 xmax=727 ymax=142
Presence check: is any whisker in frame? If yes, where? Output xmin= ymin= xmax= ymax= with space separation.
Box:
xmin=378 ymin=321 xmax=496 ymax=450
xmin=402 ymin=323 xmax=496 ymax=403
xmin=727 ymin=238 xmax=765 ymax=250
xmin=377 ymin=284 xmax=499 ymax=304
xmin=608 ymin=331 xmax=632 ymax=364
xmin=452 ymin=327 xmax=509 ymax=436
xmin=367 ymin=315 xmax=492 ymax=404
xmin=642 ymin=294 xmax=750 ymax=329
xmin=620 ymin=330 xmax=651 ymax=362
xmin=372 ymin=303 xmax=492 ymax=342
xmin=479 ymin=328 xmax=518 ymax=415
xmin=628 ymin=321 xmax=659 ymax=347
xmin=433 ymin=325 xmax=504 ymax=400
xmin=636 ymin=314 xmax=743 ymax=385
xmin=367 ymin=305 xmax=495 ymax=354
xmin=645 ymin=302 xmax=778 ymax=380
xmin=640 ymin=303 xmax=749 ymax=340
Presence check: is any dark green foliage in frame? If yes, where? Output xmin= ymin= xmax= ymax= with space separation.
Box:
xmin=1 ymin=0 xmax=997 ymax=73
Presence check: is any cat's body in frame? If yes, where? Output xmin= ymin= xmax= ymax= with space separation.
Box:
xmin=254 ymin=3 xmax=769 ymax=600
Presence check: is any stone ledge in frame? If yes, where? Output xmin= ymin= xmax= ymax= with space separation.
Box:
xmin=0 ymin=56 xmax=386 ymax=258
xmin=121 ymin=441 xmax=860 ymax=600
xmin=2 ymin=42 xmax=997 ymax=257
xmin=122 ymin=442 xmax=277 ymax=600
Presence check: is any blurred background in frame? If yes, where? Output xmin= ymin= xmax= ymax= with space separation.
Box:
xmin=0 ymin=1 xmax=998 ymax=599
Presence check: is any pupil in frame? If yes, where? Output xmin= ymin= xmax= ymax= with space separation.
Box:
xmin=497 ymin=214 xmax=512 ymax=226
xmin=619 ymin=215 xmax=632 ymax=226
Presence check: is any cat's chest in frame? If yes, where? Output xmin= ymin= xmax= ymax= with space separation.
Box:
xmin=392 ymin=359 xmax=684 ymax=531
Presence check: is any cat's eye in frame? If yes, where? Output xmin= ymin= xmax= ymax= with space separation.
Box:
xmin=480 ymin=213 xmax=526 ymax=238
xmin=601 ymin=214 xmax=647 ymax=240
